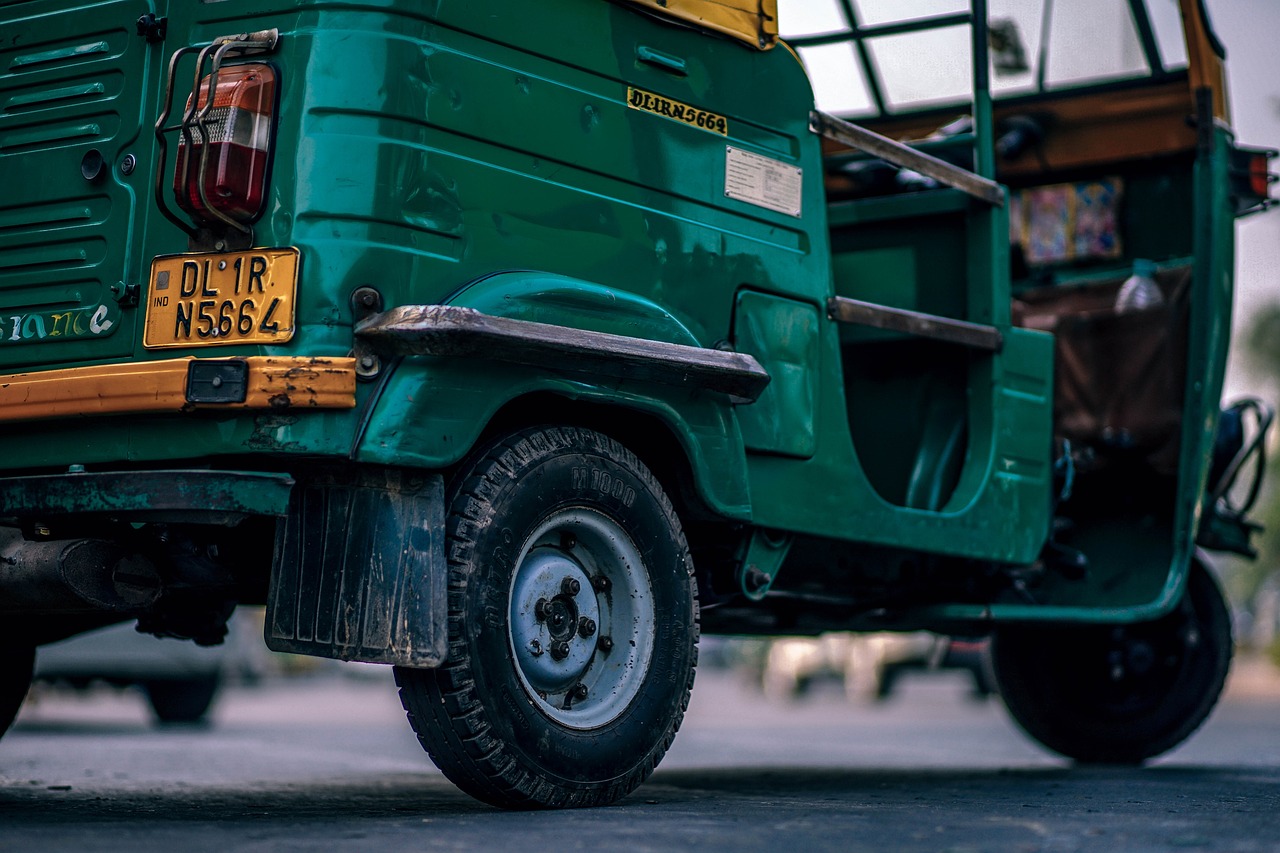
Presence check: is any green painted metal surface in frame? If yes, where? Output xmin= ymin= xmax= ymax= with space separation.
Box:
xmin=0 ymin=469 xmax=294 ymax=518
xmin=0 ymin=0 xmax=154 ymax=368
xmin=0 ymin=0 xmax=1254 ymax=626
xmin=732 ymin=291 xmax=820 ymax=459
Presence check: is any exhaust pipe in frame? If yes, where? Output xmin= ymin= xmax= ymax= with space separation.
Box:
xmin=0 ymin=528 xmax=162 ymax=615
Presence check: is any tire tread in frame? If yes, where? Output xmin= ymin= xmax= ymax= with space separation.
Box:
xmin=396 ymin=426 xmax=698 ymax=809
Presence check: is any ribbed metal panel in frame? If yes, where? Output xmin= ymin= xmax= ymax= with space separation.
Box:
xmin=0 ymin=1 xmax=151 ymax=366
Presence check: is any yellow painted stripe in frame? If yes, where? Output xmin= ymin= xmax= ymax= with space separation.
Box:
xmin=1179 ymin=0 xmax=1230 ymax=122
xmin=619 ymin=0 xmax=778 ymax=50
xmin=0 ymin=356 xmax=356 ymax=423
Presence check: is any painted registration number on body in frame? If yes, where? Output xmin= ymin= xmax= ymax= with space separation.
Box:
xmin=143 ymin=248 xmax=298 ymax=348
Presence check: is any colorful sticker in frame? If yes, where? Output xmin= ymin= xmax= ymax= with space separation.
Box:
xmin=1013 ymin=177 xmax=1123 ymax=265
xmin=3 ymin=303 xmax=118 ymax=345
xmin=1073 ymin=179 xmax=1123 ymax=260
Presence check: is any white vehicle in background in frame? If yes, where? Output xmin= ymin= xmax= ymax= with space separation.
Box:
xmin=762 ymin=633 xmax=996 ymax=703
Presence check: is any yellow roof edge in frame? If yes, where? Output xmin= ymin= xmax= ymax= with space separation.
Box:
xmin=618 ymin=0 xmax=779 ymax=51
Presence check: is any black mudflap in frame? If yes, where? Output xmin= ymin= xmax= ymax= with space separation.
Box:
xmin=266 ymin=469 xmax=446 ymax=667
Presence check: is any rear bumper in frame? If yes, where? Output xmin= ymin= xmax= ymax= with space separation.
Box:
xmin=0 ymin=469 xmax=295 ymax=520
xmin=0 ymin=356 xmax=357 ymax=424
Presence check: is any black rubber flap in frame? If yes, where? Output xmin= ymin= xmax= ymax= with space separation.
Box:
xmin=266 ymin=469 xmax=446 ymax=666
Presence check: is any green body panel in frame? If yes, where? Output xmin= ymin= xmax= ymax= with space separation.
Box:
xmin=745 ymin=324 xmax=1053 ymax=563
xmin=0 ymin=408 xmax=364 ymax=469
xmin=732 ymin=291 xmax=820 ymax=459
xmin=1 ymin=0 xmax=820 ymax=466
xmin=0 ymin=0 xmax=1052 ymax=562
xmin=0 ymin=0 xmax=1247 ymax=628
xmin=358 ymin=361 xmax=754 ymax=520
xmin=356 ymin=271 xmax=754 ymax=520
xmin=922 ymin=126 xmax=1241 ymax=625
xmin=0 ymin=0 xmax=155 ymax=368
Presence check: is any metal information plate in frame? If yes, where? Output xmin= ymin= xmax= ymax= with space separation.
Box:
xmin=144 ymin=248 xmax=298 ymax=348
xmin=724 ymin=146 xmax=803 ymax=218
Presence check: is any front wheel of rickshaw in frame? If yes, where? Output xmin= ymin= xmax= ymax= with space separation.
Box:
xmin=395 ymin=426 xmax=699 ymax=809
xmin=991 ymin=558 xmax=1231 ymax=764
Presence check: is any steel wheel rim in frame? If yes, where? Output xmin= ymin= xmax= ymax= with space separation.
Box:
xmin=507 ymin=507 xmax=655 ymax=729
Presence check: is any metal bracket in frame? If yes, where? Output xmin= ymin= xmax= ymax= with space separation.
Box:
xmin=136 ymin=13 xmax=167 ymax=43
xmin=737 ymin=529 xmax=792 ymax=601
xmin=349 ymin=287 xmax=385 ymax=381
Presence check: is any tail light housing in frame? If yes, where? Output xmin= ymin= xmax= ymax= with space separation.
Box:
xmin=1229 ymin=144 xmax=1277 ymax=217
xmin=174 ymin=63 xmax=277 ymax=225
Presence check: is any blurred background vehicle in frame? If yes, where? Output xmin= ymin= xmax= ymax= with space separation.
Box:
xmin=759 ymin=632 xmax=996 ymax=703
xmin=31 ymin=610 xmax=269 ymax=725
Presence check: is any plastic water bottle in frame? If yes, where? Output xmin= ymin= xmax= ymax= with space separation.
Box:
xmin=1115 ymin=259 xmax=1164 ymax=313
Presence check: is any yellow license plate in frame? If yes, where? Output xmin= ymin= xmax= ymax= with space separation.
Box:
xmin=143 ymin=248 xmax=298 ymax=348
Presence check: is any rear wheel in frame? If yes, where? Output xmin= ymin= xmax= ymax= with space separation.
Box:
xmin=395 ymin=426 xmax=698 ymax=809
xmin=992 ymin=559 xmax=1231 ymax=763
xmin=0 ymin=646 xmax=35 ymax=741
xmin=143 ymin=674 xmax=221 ymax=724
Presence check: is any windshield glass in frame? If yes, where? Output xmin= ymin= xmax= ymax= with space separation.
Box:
xmin=779 ymin=0 xmax=1189 ymax=117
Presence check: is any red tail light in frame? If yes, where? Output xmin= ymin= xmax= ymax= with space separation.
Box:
xmin=1247 ymin=152 xmax=1273 ymax=199
xmin=1229 ymin=145 xmax=1277 ymax=216
xmin=174 ymin=63 xmax=276 ymax=224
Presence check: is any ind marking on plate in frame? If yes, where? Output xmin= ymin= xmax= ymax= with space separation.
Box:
xmin=627 ymin=86 xmax=728 ymax=135
xmin=724 ymin=146 xmax=803 ymax=218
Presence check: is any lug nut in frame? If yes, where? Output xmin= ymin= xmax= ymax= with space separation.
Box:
xmin=550 ymin=639 xmax=571 ymax=661
xmin=597 ymin=636 xmax=613 ymax=653
xmin=571 ymin=683 xmax=588 ymax=701
xmin=578 ymin=617 xmax=596 ymax=638
xmin=561 ymin=577 xmax=581 ymax=596
xmin=534 ymin=598 xmax=549 ymax=622
xmin=528 ymin=639 xmax=543 ymax=657
xmin=592 ymin=575 xmax=611 ymax=593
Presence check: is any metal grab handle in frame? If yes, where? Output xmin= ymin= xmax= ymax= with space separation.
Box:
xmin=636 ymin=46 xmax=687 ymax=76
xmin=1209 ymin=397 xmax=1274 ymax=516
xmin=809 ymin=110 xmax=1005 ymax=207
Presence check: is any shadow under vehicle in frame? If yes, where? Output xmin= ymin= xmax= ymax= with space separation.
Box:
xmin=0 ymin=0 xmax=1273 ymax=808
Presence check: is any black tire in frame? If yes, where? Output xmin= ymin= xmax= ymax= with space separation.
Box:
xmin=992 ymin=559 xmax=1231 ymax=764
xmin=143 ymin=674 xmax=221 ymax=724
xmin=0 ymin=646 xmax=35 ymax=740
xmin=395 ymin=426 xmax=698 ymax=809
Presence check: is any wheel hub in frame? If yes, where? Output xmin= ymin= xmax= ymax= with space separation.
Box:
xmin=511 ymin=552 xmax=598 ymax=691
xmin=507 ymin=508 xmax=655 ymax=730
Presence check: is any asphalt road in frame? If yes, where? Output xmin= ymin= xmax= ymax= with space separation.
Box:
xmin=2 ymin=657 xmax=1279 ymax=852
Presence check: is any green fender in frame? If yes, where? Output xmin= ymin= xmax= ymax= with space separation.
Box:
xmin=353 ymin=272 xmax=754 ymax=520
